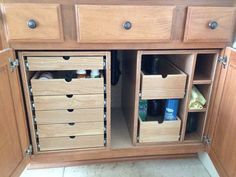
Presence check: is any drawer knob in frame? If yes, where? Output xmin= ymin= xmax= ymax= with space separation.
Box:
xmin=123 ymin=21 xmax=132 ymax=30
xmin=208 ymin=21 xmax=218 ymax=30
xmin=27 ymin=19 xmax=37 ymax=29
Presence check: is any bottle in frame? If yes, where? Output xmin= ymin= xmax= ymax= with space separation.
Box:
xmin=77 ymin=69 xmax=87 ymax=78
xmin=186 ymin=113 xmax=198 ymax=133
xmin=90 ymin=70 xmax=100 ymax=78
xmin=164 ymin=99 xmax=179 ymax=121
xmin=39 ymin=72 xmax=53 ymax=80
xmin=147 ymin=100 xmax=163 ymax=117
xmin=139 ymin=99 xmax=148 ymax=121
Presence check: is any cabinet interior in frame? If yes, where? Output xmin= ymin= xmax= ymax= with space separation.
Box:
xmin=18 ymin=50 xmax=219 ymax=152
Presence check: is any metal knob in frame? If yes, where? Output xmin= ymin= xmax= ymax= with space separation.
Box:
xmin=27 ymin=19 xmax=37 ymax=29
xmin=208 ymin=21 xmax=218 ymax=30
xmin=123 ymin=21 xmax=132 ymax=30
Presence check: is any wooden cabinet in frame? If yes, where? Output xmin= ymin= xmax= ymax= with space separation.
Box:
xmin=0 ymin=1 xmax=236 ymax=177
xmin=0 ymin=49 xmax=29 ymax=177
xmin=208 ymin=48 xmax=236 ymax=177
xmin=1 ymin=4 xmax=64 ymax=42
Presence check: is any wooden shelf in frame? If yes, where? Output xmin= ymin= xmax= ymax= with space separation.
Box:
xmin=188 ymin=107 xmax=207 ymax=113
xmin=184 ymin=132 xmax=201 ymax=142
xmin=193 ymin=73 xmax=212 ymax=85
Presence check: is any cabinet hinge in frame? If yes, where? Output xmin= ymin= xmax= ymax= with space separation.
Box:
xmin=218 ymin=56 xmax=227 ymax=69
xmin=8 ymin=58 xmax=19 ymax=72
xmin=25 ymin=144 xmax=33 ymax=156
xmin=203 ymin=136 xmax=211 ymax=146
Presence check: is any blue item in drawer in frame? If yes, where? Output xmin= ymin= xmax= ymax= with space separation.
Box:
xmin=164 ymin=99 xmax=179 ymax=120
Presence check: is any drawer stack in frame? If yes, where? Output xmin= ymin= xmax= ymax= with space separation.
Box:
xmin=22 ymin=52 xmax=110 ymax=152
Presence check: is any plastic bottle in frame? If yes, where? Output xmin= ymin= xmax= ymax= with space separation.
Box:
xmin=77 ymin=69 xmax=87 ymax=78
xmin=139 ymin=99 xmax=148 ymax=121
xmin=164 ymin=99 xmax=179 ymax=120
xmin=90 ymin=70 xmax=100 ymax=78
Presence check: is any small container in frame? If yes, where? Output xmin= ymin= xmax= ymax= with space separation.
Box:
xmin=39 ymin=72 xmax=53 ymax=80
xmin=139 ymin=99 xmax=148 ymax=121
xmin=164 ymin=99 xmax=179 ymax=121
xmin=186 ymin=113 xmax=198 ymax=133
xmin=77 ymin=69 xmax=87 ymax=78
xmin=90 ymin=70 xmax=100 ymax=78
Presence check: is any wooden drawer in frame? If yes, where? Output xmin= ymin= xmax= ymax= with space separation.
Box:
xmin=37 ymin=122 xmax=104 ymax=138
xmin=35 ymin=108 xmax=104 ymax=124
xmin=27 ymin=56 xmax=104 ymax=71
xmin=184 ymin=7 xmax=236 ymax=42
xmin=39 ymin=135 xmax=104 ymax=151
xmin=139 ymin=117 xmax=181 ymax=143
xmin=76 ymin=5 xmax=175 ymax=43
xmin=33 ymin=94 xmax=104 ymax=111
xmin=140 ymin=62 xmax=187 ymax=99
xmin=31 ymin=76 xmax=104 ymax=96
xmin=1 ymin=3 xmax=63 ymax=42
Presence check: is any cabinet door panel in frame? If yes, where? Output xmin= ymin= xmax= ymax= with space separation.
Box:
xmin=209 ymin=48 xmax=236 ymax=177
xmin=0 ymin=49 xmax=29 ymax=177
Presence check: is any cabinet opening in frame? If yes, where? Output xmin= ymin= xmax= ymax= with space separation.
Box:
xmin=184 ymin=112 xmax=206 ymax=142
xmin=193 ymin=53 xmax=217 ymax=85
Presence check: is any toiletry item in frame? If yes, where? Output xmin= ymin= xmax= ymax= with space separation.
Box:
xmin=90 ymin=70 xmax=100 ymax=78
xmin=77 ymin=69 xmax=87 ymax=78
xmin=143 ymin=55 xmax=165 ymax=75
xmin=64 ymin=71 xmax=77 ymax=82
xmin=186 ymin=113 xmax=198 ymax=133
xmin=189 ymin=86 xmax=206 ymax=110
xmin=39 ymin=72 xmax=53 ymax=80
xmin=147 ymin=100 xmax=163 ymax=117
xmin=139 ymin=99 xmax=148 ymax=121
xmin=164 ymin=99 xmax=179 ymax=120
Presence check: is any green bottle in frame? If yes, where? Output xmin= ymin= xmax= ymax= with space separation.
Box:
xmin=139 ymin=99 xmax=147 ymax=121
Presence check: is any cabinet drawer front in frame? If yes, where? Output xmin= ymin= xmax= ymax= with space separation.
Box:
xmin=38 ymin=122 xmax=104 ymax=138
xmin=34 ymin=94 xmax=104 ymax=111
xmin=39 ymin=135 xmax=104 ymax=151
xmin=2 ymin=4 xmax=63 ymax=42
xmin=184 ymin=7 xmax=236 ymax=42
xmin=76 ymin=5 xmax=175 ymax=43
xmin=36 ymin=108 xmax=104 ymax=124
xmin=27 ymin=56 xmax=104 ymax=71
xmin=139 ymin=117 xmax=181 ymax=143
xmin=31 ymin=77 xmax=104 ymax=96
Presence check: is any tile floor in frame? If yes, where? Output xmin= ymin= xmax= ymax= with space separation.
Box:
xmin=20 ymin=157 xmax=211 ymax=177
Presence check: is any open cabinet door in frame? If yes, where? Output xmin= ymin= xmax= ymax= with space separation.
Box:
xmin=208 ymin=47 xmax=236 ymax=177
xmin=0 ymin=49 xmax=30 ymax=177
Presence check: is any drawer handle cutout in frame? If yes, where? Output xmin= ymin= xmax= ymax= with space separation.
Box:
xmin=208 ymin=21 xmax=218 ymax=30
xmin=27 ymin=19 xmax=37 ymax=29
xmin=68 ymin=122 xmax=75 ymax=126
xmin=123 ymin=21 xmax=132 ymax=30
xmin=63 ymin=56 xmax=70 ymax=60
xmin=66 ymin=94 xmax=73 ymax=98
xmin=67 ymin=109 xmax=74 ymax=112
xmin=69 ymin=136 xmax=76 ymax=139
xmin=65 ymin=77 xmax=72 ymax=82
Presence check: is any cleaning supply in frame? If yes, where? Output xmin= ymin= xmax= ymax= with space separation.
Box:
xmin=39 ymin=72 xmax=53 ymax=80
xmin=189 ymin=86 xmax=206 ymax=110
xmin=164 ymin=99 xmax=179 ymax=120
xmin=139 ymin=99 xmax=148 ymax=121
xmin=186 ymin=113 xmax=198 ymax=133
xmin=147 ymin=100 xmax=163 ymax=117
xmin=90 ymin=70 xmax=100 ymax=78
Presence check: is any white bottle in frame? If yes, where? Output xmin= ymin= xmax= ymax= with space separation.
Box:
xmin=76 ymin=69 xmax=87 ymax=78
xmin=90 ymin=70 xmax=100 ymax=78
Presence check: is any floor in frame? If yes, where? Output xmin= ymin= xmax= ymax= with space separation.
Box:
xmin=20 ymin=157 xmax=211 ymax=177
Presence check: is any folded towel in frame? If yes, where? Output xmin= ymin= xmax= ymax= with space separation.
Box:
xmin=189 ymin=86 xmax=206 ymax=110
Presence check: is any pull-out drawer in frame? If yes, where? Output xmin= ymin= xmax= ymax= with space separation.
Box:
xmin=31 ymin=76 xmax=104 ymax=96
xmin=33 ymin=94 xmax=104 ymax=111
xmin=39 ymin=135 xmax=104 ymax=151
xmin=37 ymin=122 xmax=104 ymax=138
xmin=140 ymin=62 xmax=187 ymax=99
xmin=1 ymin=3 xmax=63 ymax=42
xmin=36 ymin=108 xmax=104 ymax=124
xmin=184 ymin=7 xmax=236 ymax=42
xmin=27 ymin=56 xmax=104 ymax=71
xmin=76 ymin=5 xmax=175 ymax=43
xmin=139 ymin=117 xmax=181 ymax=143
